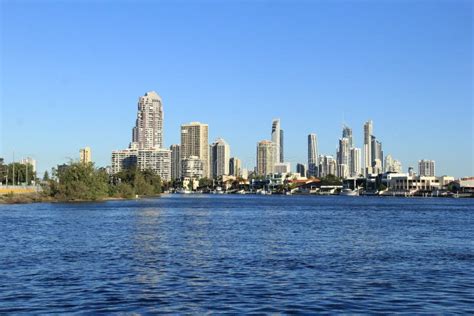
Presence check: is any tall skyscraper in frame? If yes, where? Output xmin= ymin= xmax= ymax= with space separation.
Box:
xmin=256 ymin=140 xmax=277 ymax=176
xmin=337 ymin=137 xmax=350 ymax=178
xmin=112 ymin=91 xmax=170 ymax=177
xmin=132 ymin=91 xmax=164 ymax=149
xmin=229 ymin=157 xmax=241 ymax=177
xmin=307 ymin=134 xmax=318 ymax=177
xmin=79 ymin=147 xmax=92 ymax=164
xmin=418 ymin=160 xmax=435 ymax=176
xmin=271 ymin=119 xmax=281 ymax=164
xmin=319 ymin=155 xmax=336 ymax=177
xmin=210 ymin=138 xmax=230 ymax=178
xmin=342 ymin=125 xmax=353 ymax=148
xmin=363 ymin=120 xmax=373 ymax=175
xmin=170 ymin=144 xmax=181 ymax=180
xmin=279 ymin=129 xmax=284 ymax=163
xmin=181 ymin=122 xmax=209 ymax=178
xmin=350 ymin=147 xmax=361 ymax=177
xmin=371 ymin=135 xmax=383 ymax=174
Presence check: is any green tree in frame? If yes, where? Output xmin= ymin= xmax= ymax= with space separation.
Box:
xmin=49 ymin=161 xmax=109 ymax=201
xmin=43 ymin=171 xmax=50 ymax=181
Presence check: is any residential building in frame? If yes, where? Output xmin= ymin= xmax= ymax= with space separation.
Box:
xmin=319 ymin=155 xmax=336 ymax=177
xmin=170 ymin=144 xmax=181 ymax=180
xmin=419 ymin=159 xmax=435 ymax=177
xmin=384 ymin=154 xmax=402 ymax=173
xmin=371 ymin=135 xmax=383 ymax=173
xmin=271 ymin=119 xmax=281 ymax=164
xmin=181 ymin=122 xmax=209 ymax=178
xmin=79 ymin=147 xmax=92 ymax=164
xmin=181 ymin=156 xmax=204 ymax=179
xmin=296 ymin=163 xmax=306 ymax=177
xmin=363 ymin=120 xmax=373 ymax=175
xmin=210 ymin=138 xmax=230 ymax=178
xmin=280 ymin=129 xmax=284 ymax=163
xmin=132 ymin=91 xmax=164 ymax=150
xmin=336 ymin=137 xmax=350 ymax=178
xmin=307 ymin=133 xmax=318 ymax=177
xmin=20 ymin=157 xmax=37 ymax=173
xmin=137 ymin=148 xmax=171 ymax=181
xmin=257 ymin=140 xmax=277 ymax=176
xmin=342 ymin=125 xmax=353 ymax=147
xmin=350 ymin=147 xmax=361 ymax=177
xmin=111 ymin=149 xmax=138 ymax=174
xmin=229 ymin=157 xmax=241 ymax=177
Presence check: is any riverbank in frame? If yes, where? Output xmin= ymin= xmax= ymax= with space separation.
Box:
xmin=0 ymin=193 xmax=161 ymax=204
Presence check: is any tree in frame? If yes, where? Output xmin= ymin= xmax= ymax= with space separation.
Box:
xmin=43 ymin=171 xmax=50 ymax=181
xmin=48 ymin=161 xmax=109 ymax=201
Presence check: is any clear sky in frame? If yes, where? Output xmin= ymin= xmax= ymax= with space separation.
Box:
xmin=1 ymin=0 xmax=472 ymax=177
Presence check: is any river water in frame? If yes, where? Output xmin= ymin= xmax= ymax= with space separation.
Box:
xmin=1 ymin=195 xmax=473 ymax=313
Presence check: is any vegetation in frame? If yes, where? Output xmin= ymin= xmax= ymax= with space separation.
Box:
xmin=0 ymin=162 xmax=37 ymax=185
xmin=112 ymin=167 xmax=162 ymax=197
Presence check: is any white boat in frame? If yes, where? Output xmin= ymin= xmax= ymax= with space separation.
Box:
xmin=340 ymin=188 xmax=359 ymax=196
xmin=176 ymin=188 xmax=192 ymax=194
xmin=237 ymin=190 xmax=246 ymax=195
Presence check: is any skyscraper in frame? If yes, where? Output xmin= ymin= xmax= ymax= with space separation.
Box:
xmin=256 ymin=140 xmax=277 ymax=176
xmin=371 ymin=135 xmax=383 ymax=174
xmin=79 ymin=147 xmax=92 ymax=164
xmin=132 ymin=91 xmax=163 ymax=149
xmin=137 ymin=149 xmax=171 ymax=181
xmin=363 ymin=120 xmax=373 ymax=175
xmin=271 ymin=119 xmax=281 ymax=165
xmin=337 ymin=137 xmax=350 ymax=178
xmin=279 ymin=129 xmax=284 ymax=163
xmin=418 ymin=160 xmax=435 ymax=176
xmin=384 ymin=154 xmax=402 ymax=173
xmin=181 ymin=122 xmax=209 ymax=178
xmin=210 ymin=138 xmax=230 ymax=178
xmin=170 ymin=144 xmax=181 ymax=180
xmin=350 ymin=147 xmax=361 ymax=177
xmin=229 ymin=157 xmax=241 ymax=177
xmin=307 ymin=134 xmax=318 ymax=177
xmin=319 ymin=155 xmax=336 ymax=177
xmin=342 ymin=125 xmax=353 ymax=148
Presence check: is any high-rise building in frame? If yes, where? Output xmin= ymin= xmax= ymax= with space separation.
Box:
xmin=79 ymin=147 xmax=92 ymax=164
xmin=229 ymin=157 xmax=241 ymax=177
xmin=336 ymin=137 xmax=350 ymax=178
xmin=210 ymin=138 xmax=230 ymax=178
xmin=137 ymin=149 xmax=171 ymax=181
xmin=111 ymin=149 xmax=138 ymax=174
xmin=342 ymin=125 xmax=353 ymax=148
xmin=256 ymin=140 xmax=277 ymax=176
xmin=170 ymin=144 xmax=181 ymax=180
xmin=371 ymin=135 xmax=383 ymax=174
xmin=384 ymin=154 xmax=402 ymax=173
xmin=307 ymin=134 xmax=318 ymax=177
xmin=418 ymin=160 xmax=435 ymax=176
xmin=350 ymin=147 xmax=361 ymax=177
xmin=319 ymin=155 xmax=336 ymax=177
xmin=20 ymin=157 xmax=37 ymax=173
xmin=296 ymin=163 xmax=306 ymax=177
xmin=181 ymin=122 xmax=209 ymax=178
xmin=132 ymin=91 xmax=164 ymax=150
xmin=363 ymin=120 xmax=373 ymax=175
xmin=279 ymin=129 xmax=284 ymax=163
xmin=181 ymin=156 xmax=204 ymax=179
xmin=271 ymin=119 xmax=281 ymax=164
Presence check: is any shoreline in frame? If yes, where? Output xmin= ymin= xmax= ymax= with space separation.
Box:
xmin=1 ymin=192 xmax=471 ymax=205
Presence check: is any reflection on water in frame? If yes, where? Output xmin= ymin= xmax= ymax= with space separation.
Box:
xmin=0 ymin=196 xmax=473 ymax=313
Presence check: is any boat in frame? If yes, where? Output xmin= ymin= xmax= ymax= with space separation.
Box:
xmin=340 ymin=188 xmax=359 ymax=196
xmin=236 ymin=190 xmax=246 ymax=195
xmin=176 ymin=188 xmax=192 ymax=194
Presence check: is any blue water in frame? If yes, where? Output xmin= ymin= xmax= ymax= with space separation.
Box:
xmin=1 ymin=195 xmax=473 ymax=313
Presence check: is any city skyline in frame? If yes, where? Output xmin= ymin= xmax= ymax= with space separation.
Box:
xmin=1 ymin=1 xmax=472 ymax=177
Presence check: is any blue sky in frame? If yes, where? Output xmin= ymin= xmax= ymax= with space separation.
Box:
xmin=1 ymin=0 xmax=472 ymax=177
